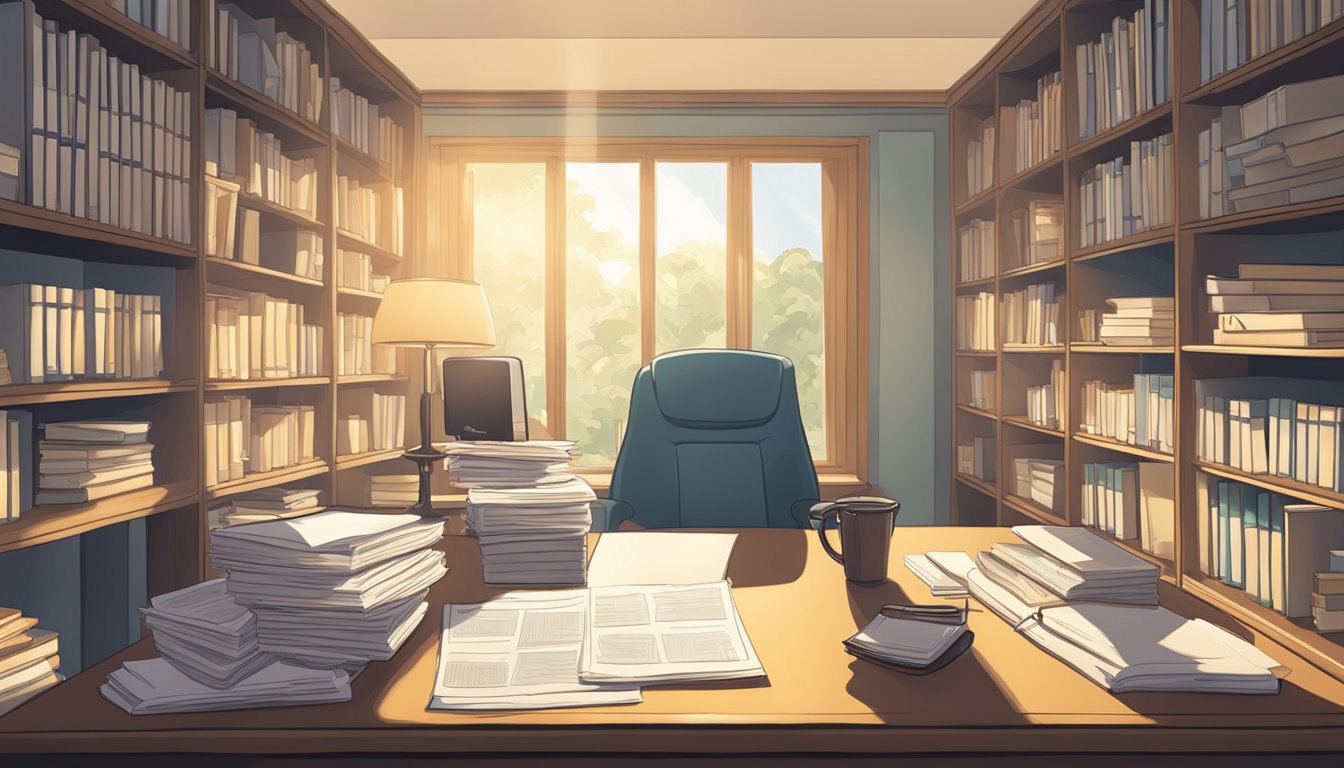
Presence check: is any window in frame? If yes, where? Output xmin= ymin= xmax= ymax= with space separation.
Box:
xmin=431 ymin=139 xmax=868 ymax=477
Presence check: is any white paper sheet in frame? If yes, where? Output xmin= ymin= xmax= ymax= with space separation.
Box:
xmin=586 ymin=532 xmax=739 ymax=586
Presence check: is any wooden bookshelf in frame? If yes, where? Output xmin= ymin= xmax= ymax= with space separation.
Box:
xmin=948 ymin=0 xmax=1344 ymax=682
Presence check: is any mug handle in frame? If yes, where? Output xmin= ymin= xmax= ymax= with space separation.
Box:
xmin=810 ymin=504 xmax=844 ymax=565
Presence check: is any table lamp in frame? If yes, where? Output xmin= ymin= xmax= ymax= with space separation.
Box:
xmin=372 ymin=278 xmax=495 ymax=515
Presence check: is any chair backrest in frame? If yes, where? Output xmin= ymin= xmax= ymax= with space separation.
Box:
xmin=608 ymin=349 xmax=820 ymax=529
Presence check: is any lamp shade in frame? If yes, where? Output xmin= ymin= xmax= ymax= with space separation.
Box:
xmin=371 ymin=278 xmax=497 ymax=348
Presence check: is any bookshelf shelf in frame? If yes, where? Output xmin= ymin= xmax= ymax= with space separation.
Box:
xmin=1183 ymin=21 xmax=1344 ymax=105
xmin=955 ymin=187 xmax=997 ymax=218
xmin=1070 ymin=225 xmax=1176 ymax=261
xmin=0 ymin=481 xmax=198 ymax=555
xmin=1195 ymin=462 xmax=1344 ymax=512
xmin=337 ymin=231 xmax=404 ymax=263
xmin=1181 ymin=345 xmax=1344 ymax=359
xmin=1182 ymin=197 xmax=1344 ymax=235
xmin=0 ymin=379 xmax=197 ymax=408
xmin=955 ymin=473 xmax=998 ymax=498
xmin=956 ymin=350 xmax=999 ymax=358
xmin=203 ymin=377 xmax=332 ymax=392
xmin=204 ymin=69 xmax=328 ymax=147
xmin=205 ymin=460 xmax=330 ymax=502
xmin=1002 ymin=416 xmax=1064 ymax=438
xmin=1000 ymin=259 xmax=1065 ymax=280
xmin=956 ymin=404 xmax=998 ymax=421
xmin=0 ymin=199 xmax=197 ymax=266
xmin=955 ymin=276 xmax=997 ymax=290
xmin=336 ymin=138 xmax=397 ymax=184
xmin=335 ymin=448 xmax=405 ymax=470
xmin=1002 ymin=344 xmax=1066 ymax=354
xmin=336 ymin=287 xmax=387 ymax=300
xmin=1002 ymin=494 xmax=1065 ymax=525
xmin=1070 ymin=101 xmax=1173 ymax=157
xmin=998 ymin=153 xmax=1064 ymax=192
xmin=205 ymin=257 xmax=326 ymax=288
xmin=236 ymin=193 xmax=326 ymax=230
xmin=1070 ymin=343 xmax=1174 ymax=354
xmin=1072 ymin=433 xmax=1174 ymax=463
xmin=51 ymin=0 xmax=197 ymax=68
xmin=337 ymin=374 xmax=409 ymax=385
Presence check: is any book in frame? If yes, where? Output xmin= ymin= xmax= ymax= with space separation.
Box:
xmin=42 ymin=420 xmax=148 ymax=443
xmin=34 ymin=471 xmax=153 ymax=504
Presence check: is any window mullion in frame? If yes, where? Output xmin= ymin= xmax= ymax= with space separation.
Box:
xmin=547 ymin=157 xmax=566 ymax=440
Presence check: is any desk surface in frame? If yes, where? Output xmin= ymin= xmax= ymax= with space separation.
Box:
xmin=4 ymin=526 xmax=1344 ymax=756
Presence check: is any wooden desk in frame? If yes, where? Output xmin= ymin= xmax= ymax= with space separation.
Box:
xmin=3 ymin=527 xmax=1344 ymax=758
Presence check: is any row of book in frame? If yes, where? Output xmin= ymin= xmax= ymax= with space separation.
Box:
xmin=207 ymin=1 xmax=324 ymax=124
xmin=0 ymin=284 xmax=163 ymax=385
xmin=1196 ymin=473 xmax=1344 ymax=626
xmin=1002 ymin=282 xmax=1060 ymax=347
xmin=0 ymin=6 xmax=193 ymax=243
xmin=956 ymin=292 xmax=996 ymax=352
xmin=1206 ymin=264 xmax=1344 ymax=347
xmin=0 ymin=410 xmax=33 ymax=522
xmin=1198 ymin=73 xmax=1344 ymax=218
xmin=104 ymin=0 xmax=192 ymax=50
xmin=1076 ymin=1 xmax=1171 ymax=141
xmin=38 ymin=420 xmax=153 ymax=505
xmin=957 ymin=218 xmax=994 ymax=283
xmin=225 ymin=217 xmax=325 ymax=283
xmin=1080 ymin=373 xmax=1175 ymax=454
xmin=204 ymin=107 xmax=320 ymax=218
xmin=208 ymin=487 xmax=321 ymax=528
xmin=1004 ymin=71 xmax=1062 ymax=175
xmin=337 ymin=313 xmax=396 ymax=377
xmin=329 ymin=78 xmax=404 ymax=168
xmin=335 ymin=176 xmax=406 ymax=256
xmin=1195 ymin=377 xmax=1344 ymax=492
xmin=964 ymin=115 xmax=995 ymax=199
xmin=957 ymin=435 xmax=997 ymax=483
xmin=1082 ymin=461 xmax=1175 ymax=559
xmin=1025 ymin=359 xmax=1065 ymax=430
xmin=1011 ymin=454 xmax=1062 ymax=512
xmin=969 ymin=370 xmax=996 ymax=412
xmin=335 ymin=250 xmax=391 ymax=294
xmin=1005 ymin=199 xmax=1062 ymax=271
xmin=1200 ymin=0 xmax=1344 ymax=83
xmin=206 ymin=291 xmax=323 ymax=380
xmin=1079 ymin=133 xmax=1173 ymax=248
xmin=337 ymin=394 xmax=406 ymax=455
xmin=0 ymin=607 xmax=60 ymax=718
xmin=1077 ymin=296 xmax=1173 ymax=347
xmin=204 ymin=397 xmax=316 ymax=485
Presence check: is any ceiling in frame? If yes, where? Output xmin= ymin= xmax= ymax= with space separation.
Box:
xmin=324 ymin=0 xmax=1040 ymax=93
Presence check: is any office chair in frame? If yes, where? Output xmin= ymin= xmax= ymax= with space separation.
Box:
xmin=591 ymin=349 xmax=821 ymax=530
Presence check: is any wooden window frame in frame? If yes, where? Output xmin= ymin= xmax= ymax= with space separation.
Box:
xmin=428 ymin=137 xmax=869 ymax=483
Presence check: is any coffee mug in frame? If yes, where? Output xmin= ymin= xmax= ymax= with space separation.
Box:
xmin=810 ymin=496 xmax=902 ymax=583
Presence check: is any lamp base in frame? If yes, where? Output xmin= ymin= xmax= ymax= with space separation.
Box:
xmin=402 ymin=445 xmax=448 ymax=516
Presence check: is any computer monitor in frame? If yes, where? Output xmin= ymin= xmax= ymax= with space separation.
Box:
xmin=441 ymin=356 xmax=528 ymax=441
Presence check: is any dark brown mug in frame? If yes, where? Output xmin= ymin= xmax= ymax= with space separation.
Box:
xmin=810 ymin=496 xmax=901 ymax=583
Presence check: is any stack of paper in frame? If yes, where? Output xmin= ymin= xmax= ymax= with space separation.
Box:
xmin=904 ymin=554 xmax=969 ymax=597
xmin=138 ymin=579 xmax=268 ymax=689
xmin=36 ymin=421 xmax=154 ymax=504
xmin=467 ymin=478 xmax=597 ymax=586
xmin=992 ymin=525 xmax=1159 ymax=604
xmin=102 ymin=658 xmax=351 ymax=715
xmin=443 ymin=440 xmax=579 ymax=489
xmin=209 ymin=488 xmax=321 ymax=528
xmin=0 ymin=607 xmax=61 ymax=717
xmin=844 ymin=612 xmax=969 ymax=669
xmin=210 ymin=510 xmax=446 ymax=670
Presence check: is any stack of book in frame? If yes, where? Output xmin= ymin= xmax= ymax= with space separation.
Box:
xmin=1079 ymin=134 xmax=1173 ymax=247
xmin=1075 ymin=1 xmax=1171 ymax=140
xmin=0 ymin=284 xmax=163 ymax=384
xmin=1081 ymin=373 xmax=1174 ymax=453
xmin=203 ymin=108 xmax=319 ymax=218
xmin=337 ymin=313 xmax=395 ymax=376
xmin=467 ymin=479 xmax=597 ymax=586
xmin=0 ymin=607 xmax=61 ymax=717
xmin=204 ymin=395 xmax=248 ymax=486
xmin=1096 ymin=296 xmax=1174 ymax=347
xmin=336 ymin=250 xmax=390 ymax=293
xmin=1197 ymin=474 xmax=1344 ymax=621
xmin=335 ymin=176 xmax=405 ymax=256
xmin=1313 ymin=553 xmax=1344 ymax=631
xmin=329 ymin=78 xmax=405 ymax=167
xmin=1011 ymin=456 xmax=1064 ymax=513
xmin=1206 ymin=265 xmax=1344 ymax=347
xmin=206 ymin=1 xmax=325 ymax=124
xmin=1004 ymin=71 xmax=1062 ymax=174
xmin=1082 ymin=461 xmax=1175 ymax=557
xmin=969 ymin=370 xmax=996 ymax=411
xmin=1025 ymin=359 xmax=1064 ymax=429
xmin=338 ymin=415 xmax=369 ymax=456
xmin=443 ymin=440 xmax=580 ymax=489
xmin=1200 ymin=0 xmax=1344 ymax=83
xmin=1199 ymin=73 xmax=1344 ymax=218
xmin=1007 ymin=199 xmax=1063 ymax=269
xmin=368 ymin=475 xmax=417 ymax=508
xmin=957 ymin=219 xmax=994 ymax=283
xmin=210 ymin=510 xmax=446 ymax=671
xmin=208 ymin=487 xmax=321 ymax=529
xmin=0 ymin=409 xmax=33 ymax=523
xmin=36 ymin=420 xmax=153 ymax=504
xmin=371 ymin=393 xmax=406 ymax=452
xmin=957 ymin=436 xmax=997 ymax=483
xmin=138 ymin=579 xmax=268 ymax=689
xmin=205 ymin=291 xmax=323 ymax=380
xmin=103 ymin=0 xmax=192 ymax=49
xmin=956 ymin=292 xmax=996 ymax=352
xmin=965 ymin=115 xmax=995 ymax=198
xmin=1002 ymin=283 xmax=1060 ymax=347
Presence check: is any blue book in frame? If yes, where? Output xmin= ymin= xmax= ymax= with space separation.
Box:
xmin=1257 ymin=491 xmax=1272 ymax=608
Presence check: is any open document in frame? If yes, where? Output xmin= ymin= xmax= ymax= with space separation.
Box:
xmin=580 ymin=581 xmax=765 ymax=685
xmin=429 ymin=590 xmax=642 ymax=711
xmin=586 ymin=532 xmax=738 ymax=586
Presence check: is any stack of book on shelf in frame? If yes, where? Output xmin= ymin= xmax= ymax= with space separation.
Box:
xmin=337 ymin=313 xmax=395 ymax=376
xmin=1195 ymin=377 xmax=1344 ymax=492
xmin=1086 ymin=296 xmax=1175 ymax=347
xmin=0 ymin=409 xmax=33 ymax=523
xmin=336 ymin=175 xmax=405 ymax=256
xmin=956 ymin=436 xmax=996 ymax=483
xmin=206 ymin=1 xmax=324 ymax=123
xmin=1080 ymin=134 xmax=1173 ymax=248
xmin=0 ymin=6 xmax=194 ymax=242
xmin=203 ymin=396 xmax=315 ymax=484
xmin=1075 ymin=1 xmax=1171 ymax=140
xmin=1313 ymin=553 xmax=1344 ymax=632
xmin=1199 ymin=73 xmax=1344 ymax=217
xmin=957 ymin=219 xmax=994 ymax=282
xmin=1011 ymin=456 xmax=1063 ymax=512
xmin=969 ymin=370 xmax=996 ymax=411
xmin=967 ymin=525 xmax=1283 ymax=693
xmin=368 ymin=474 xmax=417 ymax=508
xmin=205 ymin=291 xmax=323 ymax=379
xmin=0 ymin=284 xmax=164 ymax=384
xmin=1081 ymin=372 xmax=1174 ymax=453
xmin=209 ymin=487 xmax=321 ymax=529
xmin=1200 ymin=0 xmax=1344 ymax=83
xmin=1197 ymin=474 xmax=1344 ymax=626
xmin=1007 ymin=199 xmax=1063 ymax=269
xmin=1025 ymin=359 xmax=1064 ymax=429
xmin=0 ymin=607 xmax=61 ymax=717
xmin=329 ymin=79 xmax=405 ymax=167
xmin=103 ymin=0 xmax=192 ymax=49
xmin=338 ymin=415 xmax=369 ymax=456
xmin=203 ymin=108 xmax=319 ymax=218
xmin=371 ymin=393 xmax=406 ymax=452
xmin=965 ymin=115 xmax=995 ymax=198
xmin=956 ymin=292 xmax=996 ymax=352
xmin=210 ymin=510 xmax=446 ymax=672
xmin=1083 ymin=461 xmax=1175 ymax=557
xmin=37 ymin=420 xmax=152 ymax=504
xmin=336 ymin=250 xmax=391 ymax=294
xmin=1206 ymin=265 xmax=1344 ymax=347
xmin=1003 ymin=71 xmax=1062 ymax=174
xmin=1002 ymin=283 xmax=1060 ymax=347
xmin=103 ymin=579 xmax=352 ymax=715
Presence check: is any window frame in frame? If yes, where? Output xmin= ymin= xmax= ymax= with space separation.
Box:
xmin=428 ymin=136 xmax=869 ymax=482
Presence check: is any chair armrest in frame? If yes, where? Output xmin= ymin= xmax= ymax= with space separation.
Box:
xmin=590 ymin=498 xmax=636 ymax=532
xmin=791 ymin=499 xmax=823 ymax=529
